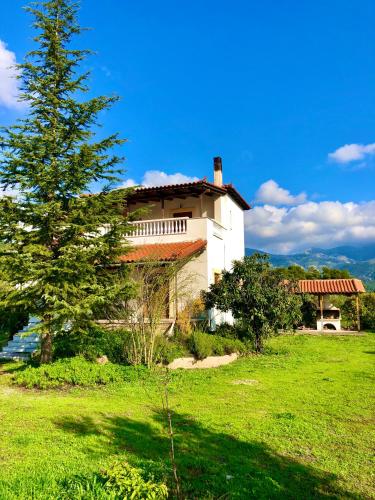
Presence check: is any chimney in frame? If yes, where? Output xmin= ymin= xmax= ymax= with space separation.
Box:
xmin=213 ymin=156 xmax=223 ymax=186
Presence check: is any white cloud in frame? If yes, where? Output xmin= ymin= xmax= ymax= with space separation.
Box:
xmin=116 ymin=170 xmax=199 ymax=190
xmin=141 ymin=170 xmax=199 ymax=187
xmin=255 ymin=179 xmax=307 ymax=205
xmin=0 ymin=39 xmax=23 ymax=110
xmin=245 ymin=199 xmax=375 ymax=254
xmin=117 ymin=178 xmax=137 ymax=189
xmin=328 ymin=143 xmax=375 ymax=164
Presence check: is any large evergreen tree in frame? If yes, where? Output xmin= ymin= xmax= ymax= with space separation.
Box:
xmin=0 ymin=0 xmax=135 ymax=362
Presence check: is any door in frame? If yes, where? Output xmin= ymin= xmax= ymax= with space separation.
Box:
xmin=173 ymin=211 xmax=193 ymax=218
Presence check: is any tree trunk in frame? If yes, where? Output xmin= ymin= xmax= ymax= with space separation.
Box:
xmin=40 ymin=330 xmax=53 ymax=364
xmin=254 ymin=332 xmax=263 ymax=353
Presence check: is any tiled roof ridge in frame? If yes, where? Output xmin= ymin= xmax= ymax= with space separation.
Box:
xmin=134 ymin=178 xmax=219 ymax=191
xmin=119 ymin=239 xmax=207 ymax=263
xmin=297 ymin=278 xmax=365 ymax=294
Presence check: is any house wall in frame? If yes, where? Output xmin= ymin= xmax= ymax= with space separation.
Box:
xmin=205 ymin=195 xmax=245 ymax=325
xmin=127 ymin=192 xmax=246 ymax=326
xmin=128 ymin=194 xmax=215 ymax=220
xmin=172 ymin=196 xmax=245 ymax=325
xmin=171 ymin=249 xmax=208 ymax=318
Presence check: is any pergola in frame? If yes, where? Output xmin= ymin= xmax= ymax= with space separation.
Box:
xmin=297 ymin=279 xmax=366 ymax=332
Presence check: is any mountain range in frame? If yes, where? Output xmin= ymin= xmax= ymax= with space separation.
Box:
xmin=245 ymin=245 xmax=375 ymax=290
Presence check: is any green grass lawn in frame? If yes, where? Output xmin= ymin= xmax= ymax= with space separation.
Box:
xmin=0 ymin=334 xmax=374 ymax=499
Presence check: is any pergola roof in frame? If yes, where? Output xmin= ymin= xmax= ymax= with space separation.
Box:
xmin=126 ymin=179 xmax=251 ymax=210
xmin=119 ymin=239 xmax=207 ymax=263
xmin=297 ymin=279 xmax=365 ymax=295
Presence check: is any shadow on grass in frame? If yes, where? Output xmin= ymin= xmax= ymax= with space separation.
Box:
xmin=54 ymin=411 xmax=357 ymax=499
xmin=0 ymin=360 xmax=28 ymax=374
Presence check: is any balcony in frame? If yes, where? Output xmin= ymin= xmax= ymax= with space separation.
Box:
xmin=127 ymin=216 xmax=225 ymax=245
xmin=130 ymin=217 xmax=188 ymax=237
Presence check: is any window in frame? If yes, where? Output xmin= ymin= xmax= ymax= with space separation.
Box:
xmin=173 ymin=211 xmax=193 ymax=218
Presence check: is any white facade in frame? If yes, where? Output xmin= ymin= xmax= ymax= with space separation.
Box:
xmin=126 ymin=159 xmax=249 ymax=325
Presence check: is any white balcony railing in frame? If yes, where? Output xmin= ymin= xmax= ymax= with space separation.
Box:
xmin=130 ymin=217 xmax=188 ymax=237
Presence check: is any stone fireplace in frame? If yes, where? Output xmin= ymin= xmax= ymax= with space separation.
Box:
xmin=316 ymin=297 xmax=341 ymax=331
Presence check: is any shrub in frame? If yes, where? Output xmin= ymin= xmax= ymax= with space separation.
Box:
xmin=211 ymin=336 xmax=225 ymax=355
xmin=53 ymin=327 xmax=133 ymax=364
xmin=188 ymin=331 xmax=214 ymax=360
xmin=214 ymin=336 xmax=247 ymax=355
xmin=361 ymin=293 xmax=375 ymax=330
xmin=102 ymin=461 xmax=168 ymax=499
xmin=177 ymin=297 xmax=207 ymax=335
xmin=187 ymin=331 xmax=246 ymax=360
xmin=14 ymin=356 xmax=146 ymax=389
xmin=154 ymin=336 xmax=187 ymax=364
xmin=61 ymin=462 xmax=168 ymax=500
xmin=214 ymin=322 xmax=239 ymax=339
xmin=300 ymin=296 xmax=317 ymax=328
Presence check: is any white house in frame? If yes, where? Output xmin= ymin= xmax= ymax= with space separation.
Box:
xmin=121 ymin=157 xmax=250 ymax=326
xmin=0 ymin=157 xmax=250 ymax=360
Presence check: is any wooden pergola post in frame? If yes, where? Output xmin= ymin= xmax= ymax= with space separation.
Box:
xmin=355 ymin=294 xmax=361 ymax=332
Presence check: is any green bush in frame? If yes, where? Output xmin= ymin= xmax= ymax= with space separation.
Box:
xmin=361 ymin=293 xmax=375 ymax=330
xmin=53 ymin=326 xmax=133 ymax=364
xmin=60 ymin=462 xmax=168 ymax=500
xmin=14 ymin=356 xmax=146 ymax=389
xmin=188 ymin=331 xmax=214 ymax=360
xmin=214 ymin=321 xmax=256 ymax=345
xmin=154 ymin=336 xmax=187 ymax=364
xmin=213 ymin=322 xmax=238 ymax=339
xmin=101 ymin=461 xmax=168 ymax=499
xmin=326 ymin=293 xmax=375 ymax=331
xmin=211 ymin=336 xmax=225 ymax=355
xmin=214 ymin=336 xmax=247 ymax=355
xmin=188 ymin=331 xmax=246 ymax=360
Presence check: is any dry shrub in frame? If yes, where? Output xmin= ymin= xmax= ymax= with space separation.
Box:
xmin=177 ymin=297 xmax=206 ymax=335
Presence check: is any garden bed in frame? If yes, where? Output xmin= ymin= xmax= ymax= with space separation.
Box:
xmin=168 ymin=353 xmax=238 ymax=369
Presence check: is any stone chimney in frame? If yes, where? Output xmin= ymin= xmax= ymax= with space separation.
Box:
xmin=213 ymin=156 xmax=223 ymax=186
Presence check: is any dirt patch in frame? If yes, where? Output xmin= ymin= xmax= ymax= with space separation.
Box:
xmin=0 ymin=386 xmax=19 ymax=396
xmin=168 ymin=353 xmax=238 ymax=369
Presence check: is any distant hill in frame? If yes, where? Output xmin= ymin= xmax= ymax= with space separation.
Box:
xmin=245 ymin=245 xmax=375 ymax=290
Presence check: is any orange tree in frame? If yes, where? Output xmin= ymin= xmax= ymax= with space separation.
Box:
xmin=203 ymin=253 xmax=302 ymax=352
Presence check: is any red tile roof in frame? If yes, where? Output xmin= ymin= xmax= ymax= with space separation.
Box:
xmin=297 ymin=279 xmax=365 ymax=295
xmin=119 ymin=239 xmax=207 ymax=263
xmin=127 ymin=179 xmax=251 ymax=210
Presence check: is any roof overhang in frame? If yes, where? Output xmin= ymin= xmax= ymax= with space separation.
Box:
xmin=119 ymin=239 xmax=207 ymax=264
xmin=125 ymin=179 xmax=251 ymax=210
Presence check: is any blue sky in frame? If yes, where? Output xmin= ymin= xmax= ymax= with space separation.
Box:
xmin=1 ymin=0 xmax=374 ymax=253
